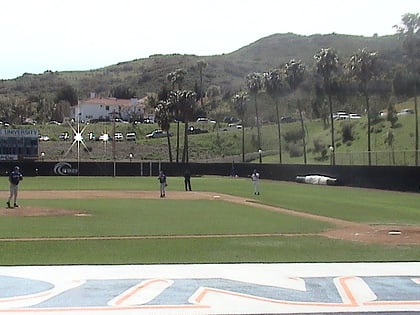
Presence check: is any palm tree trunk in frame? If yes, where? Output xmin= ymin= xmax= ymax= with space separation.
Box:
xmin=200 ymin=68 xmax=204 ymax=106
xmin=328 ymin=94 xmax=335 ymax=165
xmin=182 ymin=122 xmax=189 ymax=163
xmin=241 ymin=122 xmax=245 ymax=162
xmin=365 ymin=91 xmax=372 ymax=166
xmin=254 ymin=93 xmax=262 ymax=162
xmin=414 ymin=82 xmax=418 ymax=166
xmin=176 ymin=121 xmax=180 ymax=163
xmin=276 ymin=102 xmax=282 ymax=164
xmin=167 ymin=134 xmax=173 ymax=162
xmin=298 ymin=99 xmax=307 ymax=164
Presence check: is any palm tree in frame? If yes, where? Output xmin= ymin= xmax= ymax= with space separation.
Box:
xmin=167 ymin=68 xmax=187 ymax=90
xmin=232 ymin=91 xmax=248 ymax=162
xmin=284 ymin=60 xmax=307 ymax=163
xmin=394 ymin=13 xmax=420 ymax=165
xmin=176 ymin=90 xmax=197 ymax=163
xmin=167 ymin=68 xmax=187 ymax=163
xmin=347 ymin=48 xmax=380 ymax=166
xmin=314 ymin=48 xmax=340 ymax=165
xmin=197 ymin=60 xmax=207 ymax=106
xmin=246 ymin=72 xmax=263 ymax=162
xmin=155 ymin=100 xmax=173 ymax=162
xmin=263 ymin=69 xmax=286 ymax=163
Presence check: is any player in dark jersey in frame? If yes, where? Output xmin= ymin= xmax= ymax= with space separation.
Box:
xmin=158 ymin=171 xmax=167 ymax=198
xmin=7 ymin=166 xmax=23 ymax=208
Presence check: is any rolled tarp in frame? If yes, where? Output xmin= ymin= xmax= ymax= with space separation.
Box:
xmin=296 ymin=175 xmax=337 ymax=186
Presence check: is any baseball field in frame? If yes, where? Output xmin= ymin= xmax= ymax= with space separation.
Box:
xmin=0 ymin=175 xmax=419 ymax=265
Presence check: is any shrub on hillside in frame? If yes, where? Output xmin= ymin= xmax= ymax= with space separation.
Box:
xmin=286 ymin=143 xmax=303 ymax=157
xmin=313 ymin=138 xmax=326 ymax=154
xmin=341 ymin=122 xmax=354 ymax=143
xmin=283 ymin=129 xmax=304 ymax=143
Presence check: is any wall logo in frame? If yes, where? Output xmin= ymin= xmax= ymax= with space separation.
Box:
xmin=53 ymin=162 xmax=78 ymax=175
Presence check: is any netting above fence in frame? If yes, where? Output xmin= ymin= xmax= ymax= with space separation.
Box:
xmin=335 ymin=150 xmax=419 ymax=166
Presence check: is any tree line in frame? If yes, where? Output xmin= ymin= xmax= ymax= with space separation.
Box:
xmin=151 ymin=13 xmax=419 ymax=165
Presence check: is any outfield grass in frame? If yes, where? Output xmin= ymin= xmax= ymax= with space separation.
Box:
xmin=1 ymin=176 xmax=419 ymax=265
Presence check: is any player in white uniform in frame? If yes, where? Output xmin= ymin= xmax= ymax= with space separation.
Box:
xmin=251 ymin=169 xmax=260 ymax=195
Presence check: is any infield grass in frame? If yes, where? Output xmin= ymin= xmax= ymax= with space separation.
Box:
xmin=1 ymin=176 xmax=419 ymax=265
xmin=19 ymin=175 xmax=420 ymax=224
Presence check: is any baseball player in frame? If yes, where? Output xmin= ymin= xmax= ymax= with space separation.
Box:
xmin=7 ymin=166 xmax=23 ymax=208
xmin=158 ymin=170 xmax=167 ymax=198
xmin=184 ymin=168 xmax=192 ymax=191
xmin=251 ymin=169 xmax=260 ymax=195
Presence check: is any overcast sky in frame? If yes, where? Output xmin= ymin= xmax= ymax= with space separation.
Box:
xmin=0 ymin=0 xmax=418 ymax=80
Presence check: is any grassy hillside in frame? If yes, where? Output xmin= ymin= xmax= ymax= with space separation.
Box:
xmin=0 ymin=33 xmax=403 ymax=101
xmin=29 ymin=96 xmax=418 ymax=166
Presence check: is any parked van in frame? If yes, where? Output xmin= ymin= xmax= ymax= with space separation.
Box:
xmin=126 ymin=132 xmax=136 ymax=141
xmin=114 ymin=132 xmax=124 ymax=141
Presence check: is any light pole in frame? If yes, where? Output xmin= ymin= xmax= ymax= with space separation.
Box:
xmin=40 ymin=151 xmax=45 ymax=162
xmin=329 ymin=145 xmax=334 ymax=165
xmin=129 ymin=153 xmax=133 ymax=163
xmin=258 ymin=148 xmax=262 ymax=164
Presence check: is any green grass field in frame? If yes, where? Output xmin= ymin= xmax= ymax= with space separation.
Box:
xmin=1 ymin=176 xmax=419 ymax=265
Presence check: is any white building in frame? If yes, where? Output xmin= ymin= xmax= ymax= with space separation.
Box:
xmin=72 ymin=93 xmax=147 ymax=122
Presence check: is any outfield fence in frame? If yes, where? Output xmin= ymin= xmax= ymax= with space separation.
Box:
xmin=2 ymin=160 xmax=420 ymax=192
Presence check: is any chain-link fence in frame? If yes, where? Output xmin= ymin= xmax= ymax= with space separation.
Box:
xmin=334 ymin=150 xmax=419 ymax=166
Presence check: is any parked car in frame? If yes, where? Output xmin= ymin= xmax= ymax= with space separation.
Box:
xmin=59 ymin=132 xmax=69 ymax=141
xmin=48 ymin=120 xmax=62 ymax=125
xmin=228 ymin=123 xmax=242 ymax=129
xmin=196 ymin=117 xmax=216 ymax=123
xmin=223 ymin=116 xmax=240 ymax=124
xmin=39 ymin=135 xmax=50 ymax=141
xmin=398 ymin=108 xmax=414 ymax=115
xmin=98 ymin=133 xmax=111 ymax=141
xmin=187 ymin=126 xmax=208 ymax=135
xmin=88 ymin=132 xmax=96 ymax=141
xmin=145 ymin=129 xmax=171 ymax=139
xmin=349 ymin=113 xmax=361 ymax=119
xmin=333 ymin=112 xmax=350 ymax=120
xmin=196 ymin=117 xmax=209 ymax=123
xmin=280 ymin=116 xmax=297 ymax=123
xmin=114 ymin=132 xmax=124 ymax=141
xmin=126 ymin=132 xmax=136 ymax=141
xmin=221 ymin=124 xmax=243 ymax=131
xmin=113 ymin=118 xmax=129 ymax=124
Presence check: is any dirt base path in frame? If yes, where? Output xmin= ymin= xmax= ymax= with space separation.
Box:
xmin=1 ymin=190 xmax=419 ymax=246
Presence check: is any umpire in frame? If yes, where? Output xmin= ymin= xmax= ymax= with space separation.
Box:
xmin=7 ymin=166 xmax=23 ymax=208
xmin=184 ymin=168 xmax=192 ymax=191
